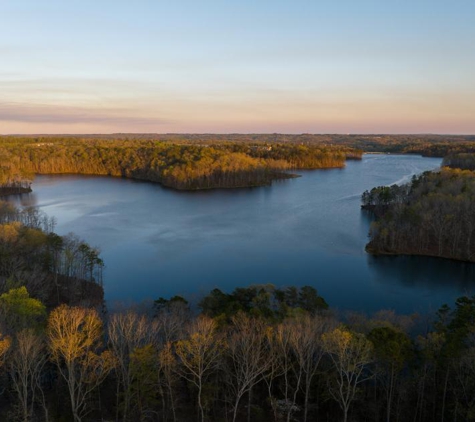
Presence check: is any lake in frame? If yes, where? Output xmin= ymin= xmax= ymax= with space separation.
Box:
xmin=10 ymin=154 xmax=475 ymax=314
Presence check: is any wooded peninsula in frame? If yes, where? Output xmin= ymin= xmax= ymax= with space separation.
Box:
xmin=0 ymin=136 xmax=362 ymax=193
xmin=362 ymin=154 xmax=475 ymax=262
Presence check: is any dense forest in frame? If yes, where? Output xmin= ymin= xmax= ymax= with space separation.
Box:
xmin=0 ymin=137 xmax=361 ymax=192
xmin=1 ymin=279 xmax=475 ymax=422
xmin=362 ymin=167 xmax=475 ymax=262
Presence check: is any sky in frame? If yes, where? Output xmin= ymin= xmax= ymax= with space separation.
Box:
xmin=1 ymin=0 xmax=474 ymax=134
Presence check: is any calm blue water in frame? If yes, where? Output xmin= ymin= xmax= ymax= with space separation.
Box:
xmin=11 ymin=154 xmax=475 ymax=313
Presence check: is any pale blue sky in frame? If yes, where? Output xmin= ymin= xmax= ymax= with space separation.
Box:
xmin=1 ymin=0 xmax=474 ymax=134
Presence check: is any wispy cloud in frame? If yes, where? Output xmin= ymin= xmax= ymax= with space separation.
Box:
xmin=0 ymin=102 xmax=170 ymax=126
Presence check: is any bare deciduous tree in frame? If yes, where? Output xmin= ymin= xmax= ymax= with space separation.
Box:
xmin=225 ymin=313 xmax=271 ymax=422
xmin=323 ymin=327 xmax=374 ymax=422
xmin=175 ymin=316 xmax=223 ymax=422
xmin=108 ymin=311 xmax=160 ymax=421
xmin=270 ymin=321 xmax=297 ymax=422
xmin=288 ymin=314 xmax=336 ymax=422
xmin=156 ymin=301 xmax=189 ymax=344
xmin=157 ymin=341 xmax=181 ymax=422
xmin=8 ymin=329 xmax=47 ymax=422
xmin=47 ymin=305 xmax=116 ymax=422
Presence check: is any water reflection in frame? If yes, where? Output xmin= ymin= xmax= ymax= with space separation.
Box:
xmin=4 ymin=192 xmax=38 ymax=207
xmin=368 ymin=255 xmax=475 ymax=294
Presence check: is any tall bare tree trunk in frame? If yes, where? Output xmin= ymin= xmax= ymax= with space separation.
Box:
xmin=441 ymin=367 xmax=450 ymax=422
xmin=247 ymin=386 xmax=252 ymax=422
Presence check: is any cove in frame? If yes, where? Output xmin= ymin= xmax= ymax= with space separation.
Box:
xmin=9 ymin=154 xmax=475 ymax=314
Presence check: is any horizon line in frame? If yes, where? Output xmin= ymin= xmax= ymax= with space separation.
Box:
xmin=2 ymin=132 xmax=475 ymax=137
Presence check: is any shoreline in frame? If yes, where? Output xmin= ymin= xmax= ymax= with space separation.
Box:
xmin=365 ymin=246 xmax=475 ymax=264
xmin=3 ymin=165 xmax=356 ymax=194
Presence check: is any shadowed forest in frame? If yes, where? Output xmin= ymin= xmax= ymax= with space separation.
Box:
xmin=1 ymin=279 xmax=475 ymax=422
xmin=363 ymin=160 xmax=475 ymax=262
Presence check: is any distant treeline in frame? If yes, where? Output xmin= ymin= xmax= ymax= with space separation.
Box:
xmin=362 ymin=168 xmax=475 ymax=261
xmin=0 ymin=137 xmax=361 ymax=191
xmin=7 ymin=133 xmax=474 ymax=154
xmin=0 ymin=201 xmax=104 ymax=308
